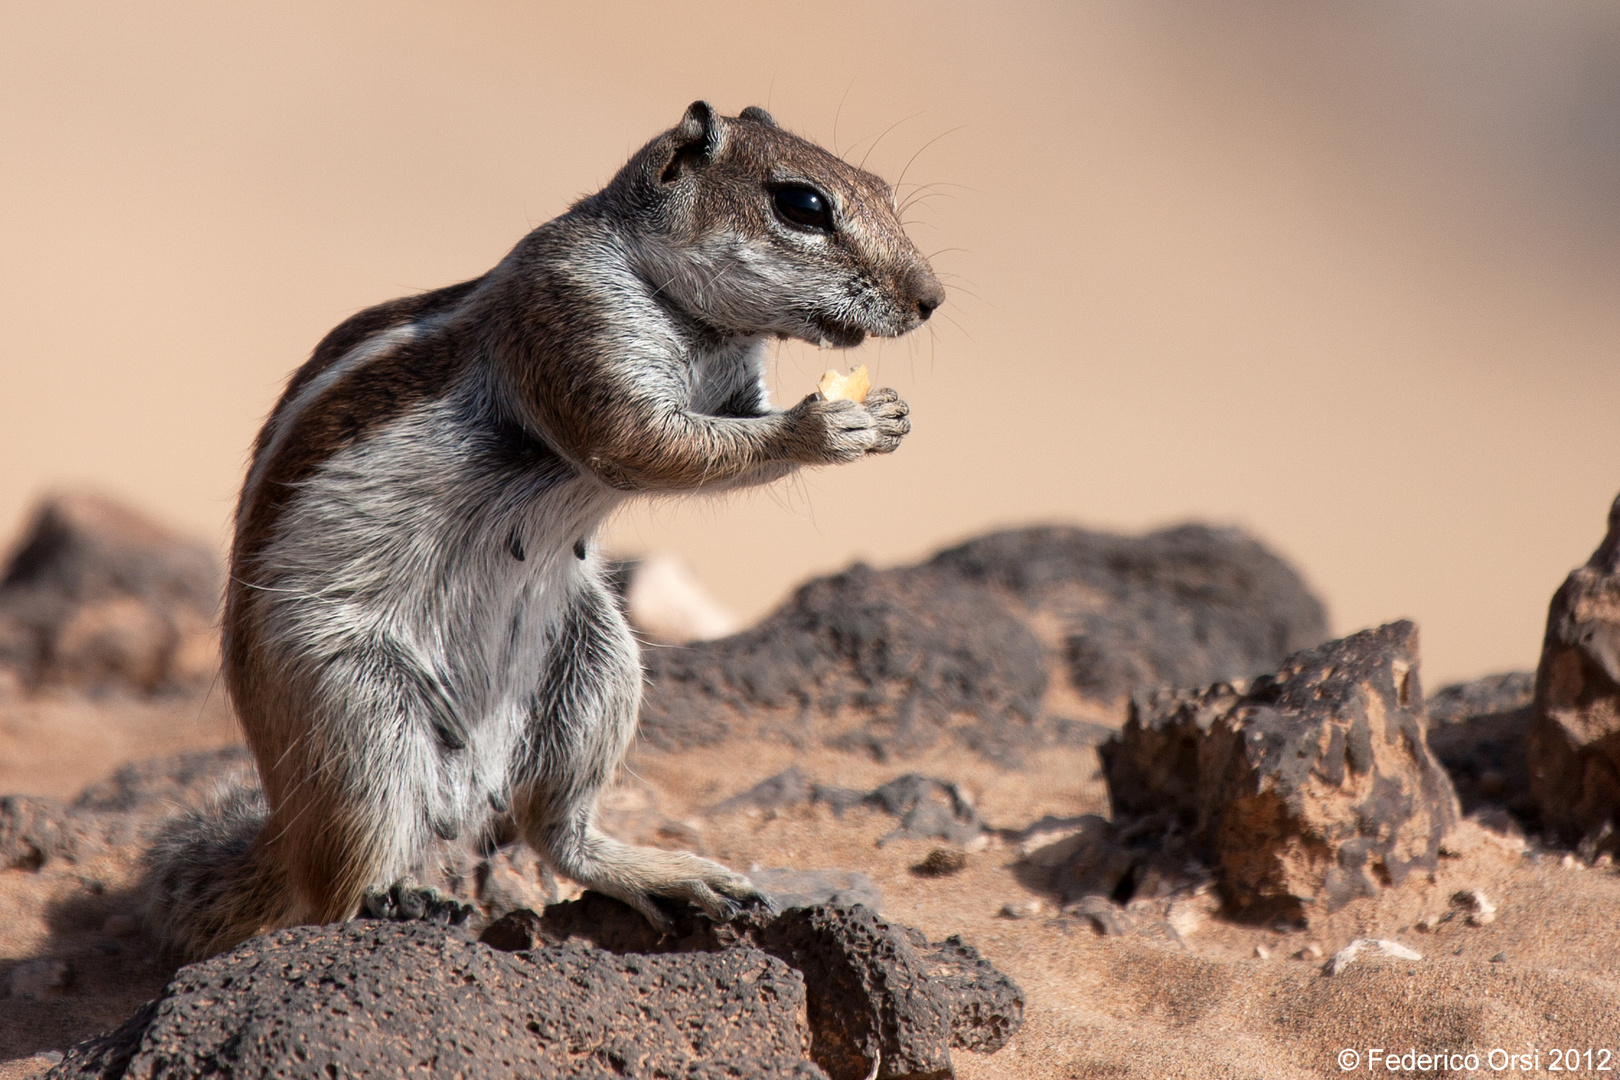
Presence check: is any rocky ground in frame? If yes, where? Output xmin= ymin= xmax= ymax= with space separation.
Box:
xmin=4 ymin=492 xmax=1620 ymax=1078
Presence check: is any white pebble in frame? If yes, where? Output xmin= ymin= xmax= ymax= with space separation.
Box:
xmin=1325 ymin=938 xmax=1422 ymax=976
xmin=999 ymin=898 xmax=1042 ymax=920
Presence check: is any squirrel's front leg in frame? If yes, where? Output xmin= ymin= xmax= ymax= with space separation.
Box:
xmin=567 ymin=388 xmax=911 ymax=493
xmin=699 ymin=387 xmax=913 ymax=491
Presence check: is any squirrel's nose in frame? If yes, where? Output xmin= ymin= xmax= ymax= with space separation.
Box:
xmin=914 ymin=277 xmax=945 ymax=321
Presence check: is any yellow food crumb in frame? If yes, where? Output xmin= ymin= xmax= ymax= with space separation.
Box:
xmin=817 ymin=365 xmax=871 ymax=404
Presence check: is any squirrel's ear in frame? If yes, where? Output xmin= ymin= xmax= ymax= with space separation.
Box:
xmin=661 ymin=100 xmax=727 ymax=184
xmin=739 ymin=105 xmax=777 ymax=128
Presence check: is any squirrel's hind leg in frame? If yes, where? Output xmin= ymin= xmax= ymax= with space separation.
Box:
xmin=512 ymin=584 xmax=765 ymax=930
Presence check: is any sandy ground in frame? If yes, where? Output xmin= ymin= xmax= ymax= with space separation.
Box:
xmin=4 ymin=693 xmax=1619 ymax=1080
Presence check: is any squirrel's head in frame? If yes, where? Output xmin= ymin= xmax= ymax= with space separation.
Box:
xmin=598 ymin=101 xmax=944 ymax=347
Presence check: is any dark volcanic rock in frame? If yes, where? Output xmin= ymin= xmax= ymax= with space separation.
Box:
xmin=761 ymin=904 xmax=1019 ymax=1080
xmin=49 ymin=920 xmax=824 ymax=1080
xmin=1016 ymin=815 xmax=1139 ymax=905
xmin=0 ymin=493 xmax=221 ymax=694
xmin=640 ymin=559 xmax=1049 ymax=763
xmin=53 ymin=898 xmax=1022 ymax=1080
xmin=0 ymin=796 xmax=95 ymax=871
xmin=710 ymin=768 xmax=985 ymax=850
xmin=477 ymin=906 xmax=546 ymax=951
xmin=929 ymin=524 xmax=1329 ymax=701
xmin=71 ymin=746 xmax=253 ymax=814
xmin=911 ymin=849 xmax=968 ymax=877
xmin=1528 ymin=493 xmax=1620 ymax=851
xmin=710 ymin=764 xmax=818 ymax=814
xmin=1430 ymin=671 xmax=1536 ymax=725
xmin=866 ymin=774 xmax=985 ymax=847
xmin=1 ymin=750 xmax=244 ymax=873
xmin=1101 ymin=621 xmax=1459 ymax=917
xmin=1427 ymin=672 xmax=1536 ymax=816
xmin=639 ymin=524 xmax=1326 ymax=766
xmin=538 ymin=893 xmax=1023 ymax=1080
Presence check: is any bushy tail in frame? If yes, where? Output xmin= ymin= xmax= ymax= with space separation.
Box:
xmin=143 ymin=781 xmax=292 ymax=961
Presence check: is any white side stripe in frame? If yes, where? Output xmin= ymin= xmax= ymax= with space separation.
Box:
xmin=240 ymin=323 xmax=421 ymax=515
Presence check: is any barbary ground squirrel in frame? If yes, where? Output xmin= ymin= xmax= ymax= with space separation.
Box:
xmin=146 ymin=101 xmax=944 ymax=959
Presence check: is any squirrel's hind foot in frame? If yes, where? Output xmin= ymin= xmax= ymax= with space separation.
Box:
xmin=638 ymin=856 xmax=771 ymax=929
xmin=360 ymin=877 xmax=475 ymax=926
xmin=560 ymin=839 xmax=773 ymax=933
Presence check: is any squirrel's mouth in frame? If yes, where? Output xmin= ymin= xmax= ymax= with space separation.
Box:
xmin=812 ymin=317 xmax=867 ymax=349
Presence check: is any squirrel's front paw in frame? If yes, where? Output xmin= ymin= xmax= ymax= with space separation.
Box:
xmin=794 ymin=389 xmax=911 ymax=464
xmin=862 ymin=387 xmax=910 ymax=455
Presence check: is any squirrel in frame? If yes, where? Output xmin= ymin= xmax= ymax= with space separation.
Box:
xmin=145 ymin=101 xmax=944 ymax=959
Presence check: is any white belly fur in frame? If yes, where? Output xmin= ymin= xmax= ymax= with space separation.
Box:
xmin=250 ymin=387 xmax=624 ymax=871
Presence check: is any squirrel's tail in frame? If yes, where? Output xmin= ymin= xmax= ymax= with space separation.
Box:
xmin=143 ymin=782 xmax=292 ymax=961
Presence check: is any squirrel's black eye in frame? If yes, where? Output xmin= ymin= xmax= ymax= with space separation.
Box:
xmin=773 ymin=186 xmax=834 ymax=232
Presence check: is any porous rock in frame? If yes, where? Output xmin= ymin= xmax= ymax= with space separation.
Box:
xmin=0 ymin=796 xmax=100 ymax=871
xmin=538 ymin=893 xmax=1023 ymax=1080
xmin=0 ymin=493 xmax=221 ymax=694
xmin=1426 ymin=671 xmax=1535 ymax=816
xmin=2 ymin=751 xmax=239 ymax=871
xmin=1101 ymin=621 xmax=1459 ymax=917
xmin=478 ymin=906 xmax=546 ymax=951
xmin=709 ymin=764 xmax=817 ymax=814
xmin=51 ymin=893 xmax=1021 ymax=1080
xmin=71 ymin=746 xmax=254 ymax=814
xmin=912 ymin=849 xmax=968 ymax=877
xmin=929 ymin=524 xmax=1328 ymax=701
xmin=639 ymin=558 xmax=1049 ymax=764
xmin=1016 ymin=814 xmax=1138 ymax=904
xmin=709 ymin=767 xmax=985 ymax=851
xmin=48 ymin=919 xmax=824 ymax=1080
xmin=1528 ymin=493 xmax=1620 ymax=850
xmin=638 ymin=524 xmax=1326 ymax=766
xmin=866 ymin=774 xmax=984 ymax=847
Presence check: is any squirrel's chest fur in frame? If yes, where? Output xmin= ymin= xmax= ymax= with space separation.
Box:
xmin=258 ymin=378 xmax=607 ymax=714
xmin=228 ymin=301 xmax=767 ymax=830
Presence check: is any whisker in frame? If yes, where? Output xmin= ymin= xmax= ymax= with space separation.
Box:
xmin=896 ymin=126 xmax=969 ymax=193
xmin=832 ymin=79 xmax=857 ymax=156
xmin=894 ymin=180 xmax=979 ymax=195
xmin=854 ymin=110 xmax=926 ymax=171
xmin=935 ymin=282 xmax=984 ymax=304
xmin=937 ymin=312 xmax=974 ymax=344
xmin=898 ymin=190 xmax=954 ymax=218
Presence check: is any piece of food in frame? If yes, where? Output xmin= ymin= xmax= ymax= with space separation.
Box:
xmin=817 ymin=365 xmax=871 ymax=404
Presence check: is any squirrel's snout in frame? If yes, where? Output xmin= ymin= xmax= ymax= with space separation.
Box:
xmin=911 ymin=272 xmax=945 ymax=323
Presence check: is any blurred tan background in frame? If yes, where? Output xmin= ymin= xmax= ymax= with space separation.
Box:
xmin=2 ymin=1 xmax=1616 ymax=684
